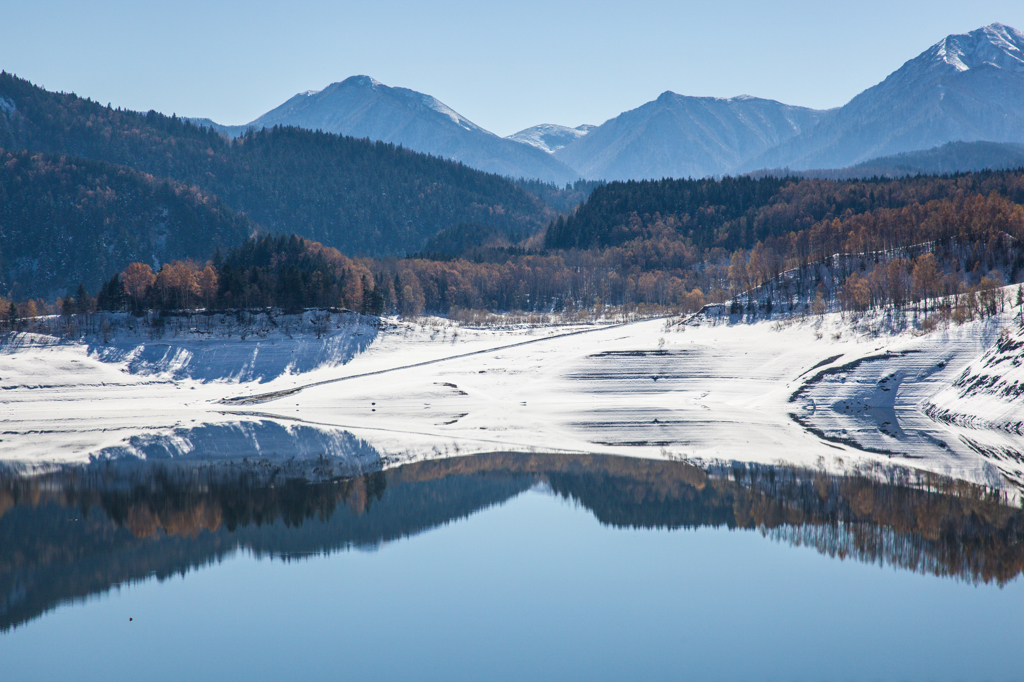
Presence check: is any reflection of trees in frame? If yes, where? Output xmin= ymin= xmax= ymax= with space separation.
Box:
xmin=392 ymin=453 xmax=1024 ymax=586
xmin=1 ymin=454 xmax=1022 ymax=632
xmin=544 ymin=461 xmax=1024 ymax=586
xmin=99 ymin=469 xmax=390 ymax=536
xmin=0 ymin=462 xmax=530 ymax=632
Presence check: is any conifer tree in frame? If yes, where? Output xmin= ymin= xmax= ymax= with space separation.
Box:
xmin=74 ymin=283 xmax=90 ymax=315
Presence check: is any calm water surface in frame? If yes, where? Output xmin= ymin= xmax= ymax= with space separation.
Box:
xmin=1 ymin=454 xmax=1022 ymax=681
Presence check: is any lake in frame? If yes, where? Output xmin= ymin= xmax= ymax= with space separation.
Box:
xmin=1 ymin=453 xmax=1022 ymax=681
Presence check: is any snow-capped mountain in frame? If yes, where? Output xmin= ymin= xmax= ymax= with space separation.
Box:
xmin=552 ymin=93 xmax=825 ymax=181
xmin=205 ymin=76 xmax=580 ymax=185
xmin=743 ymin=23 xmax=1024 ymax=172
xmin=507 ymin=124 xmax=596 ymax=153
xmin=187 ymin=23 xmax=1024 ymax=183
xmin=247 ymin=77 xmax=488 ymax=136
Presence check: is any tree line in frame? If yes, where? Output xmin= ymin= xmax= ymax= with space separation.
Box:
xmin=545 ymin=170 xmax=1024 ymax=253
xmin=5 ymin=169 xmax=1024 ymax=326
xmin=28 ymin=192 xmax=1018 ymax=328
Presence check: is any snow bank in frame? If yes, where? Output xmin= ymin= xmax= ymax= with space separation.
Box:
xmin=84 ymin=310 xmax=379 ymax=383
xmin=926 ymin=320 xmax=1024 ymax=432
xmin=790 ymin=312 xmax=1015 ymax=487
xmin=921 ymin=318 xmax=1024 ymax=485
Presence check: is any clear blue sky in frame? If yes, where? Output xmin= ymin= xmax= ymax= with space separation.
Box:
xmin=4 ymin=0 xmax=1022 ymax=137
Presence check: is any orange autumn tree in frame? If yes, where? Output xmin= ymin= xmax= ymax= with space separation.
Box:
xmin=121 ymin=263 xmax=156 ymax=309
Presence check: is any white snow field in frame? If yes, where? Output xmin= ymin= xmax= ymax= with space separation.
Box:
xmin=1 ymin=306 xmax=1022 ymax=491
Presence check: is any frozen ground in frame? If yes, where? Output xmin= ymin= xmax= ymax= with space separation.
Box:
xmin=1 ymin=305 xmax=1022 ymax=492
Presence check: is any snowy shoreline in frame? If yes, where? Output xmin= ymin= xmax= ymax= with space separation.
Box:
xmin=1 ymin=304 xmax=1022 ymax=493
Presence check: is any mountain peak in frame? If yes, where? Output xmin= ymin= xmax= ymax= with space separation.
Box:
xmin=507 ymin=123 xmax=594 ymax=153
xmin=230 ymin=74 xmax=576 ymax=183
xmin=741 ymin=23 xmax=1024 ymax=173
xmin=340 ymin=75 xmax=382 ymax=88
xmin=931 ymin=22 xmax=1024 ymax=74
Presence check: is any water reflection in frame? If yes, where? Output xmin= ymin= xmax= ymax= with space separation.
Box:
xmin=95 ymin=420 xmax=383 ymax=467
xmin=2 ymin=453 xmax=1022 ymax=632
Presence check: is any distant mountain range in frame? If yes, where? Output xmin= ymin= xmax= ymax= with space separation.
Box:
xmin=762 ymin=141 xmax=1024 ymax=180
xmin=191 ymin=75 xmax=579 ymax=185
xmin=3 ymin=22 xmax=1024 ymax=298
xmin=192 ymin=23 xmax=1024 ymax=182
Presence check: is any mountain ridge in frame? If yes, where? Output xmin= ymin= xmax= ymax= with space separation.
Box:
xmin=552 ymin=91 xmax=826 ymax=181
xmin=740 ymin=23 xmax=1024 ymax=172
xmin=750 ymin=141 xmax=1024 ymax=181
xmin=183 ymin=22 xmax=1024 ymax=183
xmin=198 ymin=75 xmax=579 ymax=185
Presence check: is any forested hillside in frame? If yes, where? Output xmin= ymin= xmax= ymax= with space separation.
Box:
xmin=0 ymin=72 xmax=554 ymax=263
xmin=546 ymin=171 xmax=1024 ymax=251
xmin=72 ymin=176 xmax=1023 ymax=326
xmin=7 ymin=63 xmax=1024 ymax=324
xmin=786 ymin=142 xmax=1024 ymax=181
xmin=0 ymin=150 xmax=252 ymax=299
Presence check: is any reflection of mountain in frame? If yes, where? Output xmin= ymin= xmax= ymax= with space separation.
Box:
xmin=2 ymin=453 xmax=1022 ymax=631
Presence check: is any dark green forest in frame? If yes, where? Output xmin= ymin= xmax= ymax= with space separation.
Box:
xmin=0 ymin=149 xmax=254 ymax=298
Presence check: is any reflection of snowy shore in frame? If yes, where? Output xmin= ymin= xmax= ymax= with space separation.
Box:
xmin=0 ymin=304 xmax=1022 ymax=492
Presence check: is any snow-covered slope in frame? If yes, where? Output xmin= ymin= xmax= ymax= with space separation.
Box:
xmin=745 ymin=23 xmax=1024 ymax=172
xmin=3 ymin=305 xmax=1023 ymax=494
xmin=207 ymin=76 xmax=580 ymax=184
xmin=0 ymin=311 xmax=379 ymax=463
xmin=507 ymin=124 xmax=595 ymax=153
xmin=553 ymin=92 xmax=825 ymax=181
xmin=926 ymin=319 xmax=1024 ymax=436
xmin=249 ymin=78 xmax=486 ymax=135
xmin=791 ymin=313 xmax=1019 ymax=487
xmin=86 ymin=311 xmax=377 ymax=383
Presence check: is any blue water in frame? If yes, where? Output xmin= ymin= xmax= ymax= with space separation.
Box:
xmin=2 ymin=485 xmax=1021 ymax=682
